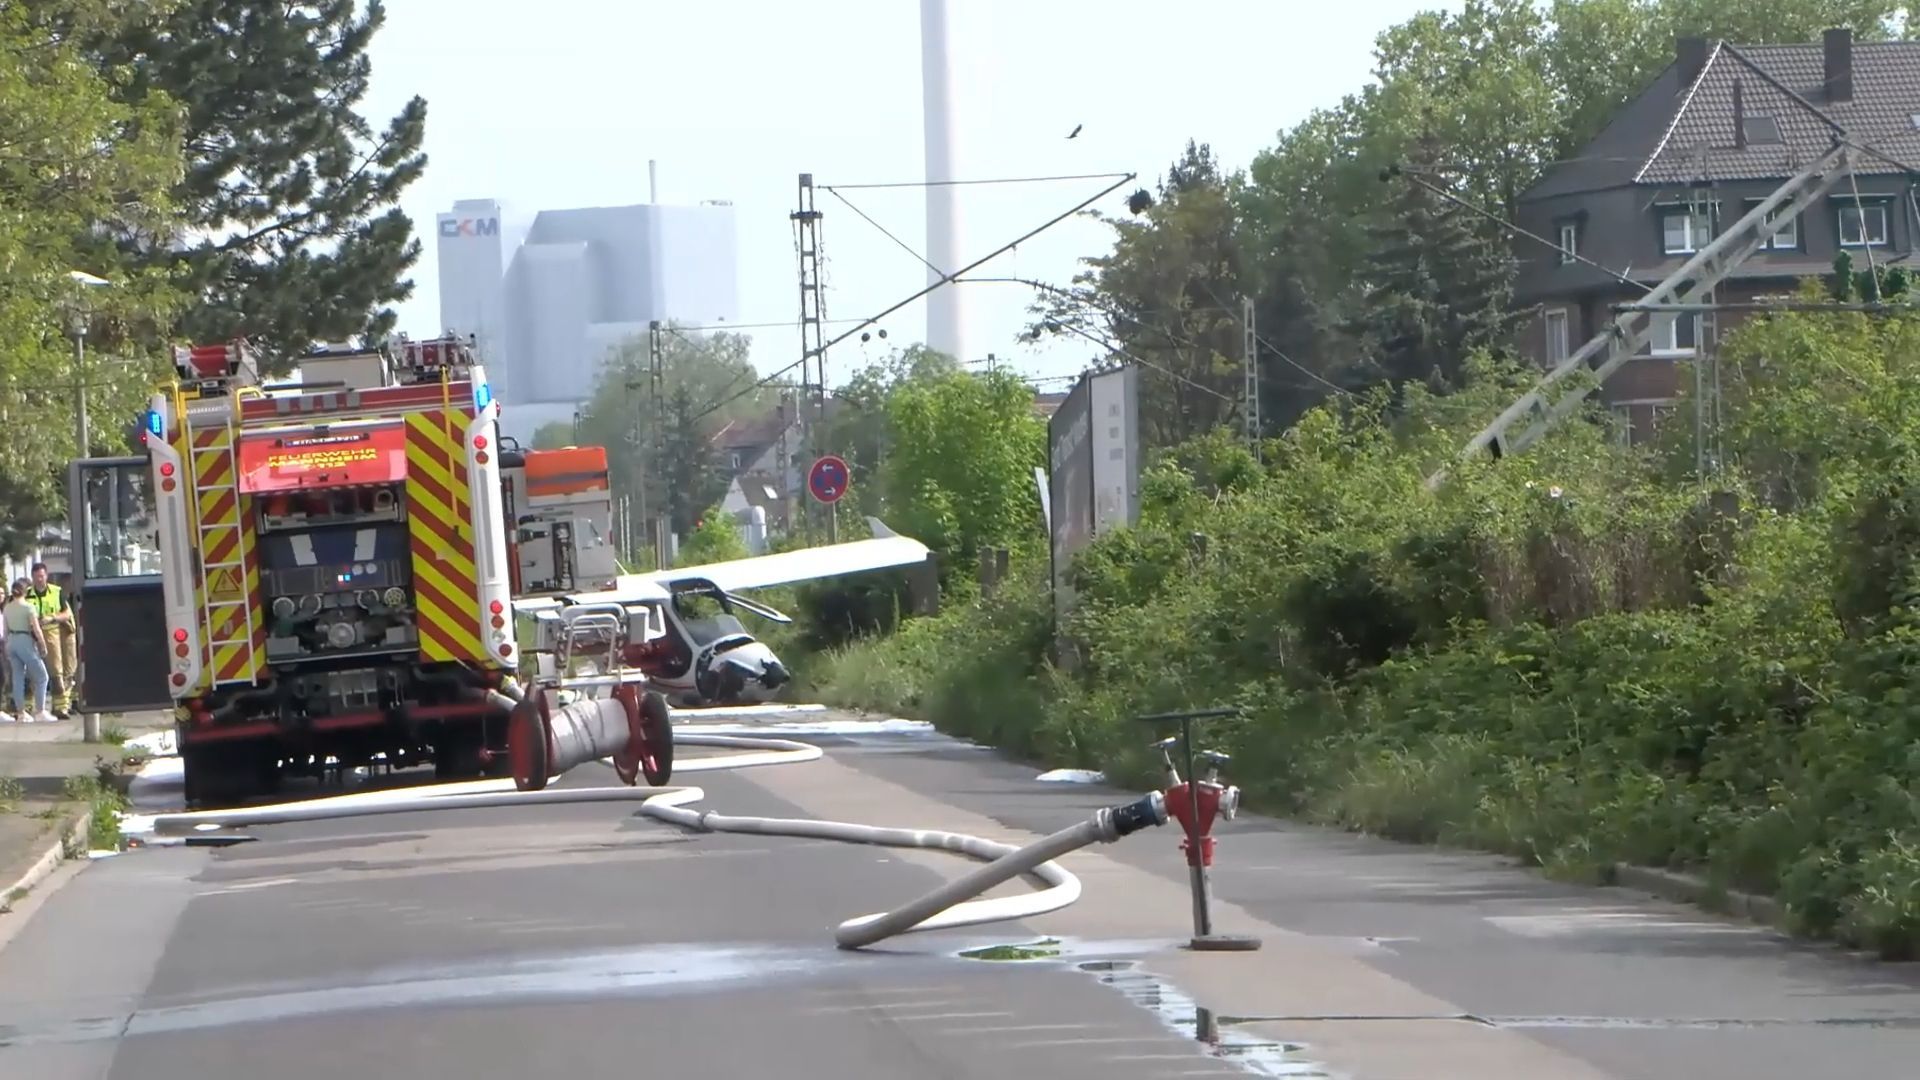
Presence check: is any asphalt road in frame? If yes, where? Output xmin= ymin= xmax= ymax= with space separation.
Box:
xmin=0 ymin=736 xmax=1262 ymax=1080
xmin=817 ymin=722 xmax=1920 ymax=1080
xmin=2 ymin=710 xmax=1918 ymax=1080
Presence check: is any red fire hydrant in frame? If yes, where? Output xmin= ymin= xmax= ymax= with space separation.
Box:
xmin=1160 ymin=742 xmax=1240 ymax=868
xmin=1151 ymin=735 xmax=1257 ymax=951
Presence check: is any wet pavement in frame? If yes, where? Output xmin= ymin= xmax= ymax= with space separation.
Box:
xmin=814 ymin=719 xmax=1920 ymax=1080
xmin=0 ymin=735 xmax=1286 ymax=1080
xmin=2 ymin=709 xmax=1917 ymax=1078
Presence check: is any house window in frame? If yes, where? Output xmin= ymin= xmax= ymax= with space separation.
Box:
xmin=1609 ymin=400 xmax=1679 ymax=447
xmin=1839 ymin=202 xmax=1890 ymax=246
xmin=1743 ymin=199 xmax=1798 ymax=250
xmin=1661 ymin=207 xmax=1713 ymax=254
xmin=1650 ymin=312 xmax=1699 ymax=356
xmin=1544 ymin=308 xmax=1570 ymax=364
xmin=1557 ymin=221 xmax=1579 ymax=264
xmin=728 ymin=452 xmax=743 ymax=471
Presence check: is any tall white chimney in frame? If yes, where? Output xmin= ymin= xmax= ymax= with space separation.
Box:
xmin=919 ymin=0 xmax=966 ymax=363
xmin=649 ymin=159 xmax=658 ymax=203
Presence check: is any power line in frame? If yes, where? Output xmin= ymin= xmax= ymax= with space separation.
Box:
xmin=823 ymin=186 xmax=944 ymax=278
xmin=652 ymin=316 xmax=876 ymax=333
xmin=823 ymin=171 xmax=1134 ymax=191
xmin=1390 ymin=164 xmax=1647 ymax=292
xmin=810 ymin=172 xmax=1139 ymax=359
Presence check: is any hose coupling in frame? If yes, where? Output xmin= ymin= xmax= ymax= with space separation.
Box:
xmin=1104 ymin=791 xmax=1169 ymax=840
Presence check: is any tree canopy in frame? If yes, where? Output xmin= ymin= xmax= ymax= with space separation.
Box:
xmin=89 ymin=0 xmax=428 ymax=372
xmin=0 ymin=0 xmax=188 ymax=554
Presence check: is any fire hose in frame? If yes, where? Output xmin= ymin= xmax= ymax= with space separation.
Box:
xmin=138 ymin=702 xmax=1169 ymax=951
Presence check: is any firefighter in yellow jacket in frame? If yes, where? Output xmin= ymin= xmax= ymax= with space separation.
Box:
xmin=26 ymin=563 xmax=74 ymax=719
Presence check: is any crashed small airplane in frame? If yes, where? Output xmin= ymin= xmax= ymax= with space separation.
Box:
xmin=500 ymin=443 xmax=928 ymax=705
xmin=508 ymin=502 xmax=927 ymax=706
xmin=611 ymin=520 xmax=928 ymax=706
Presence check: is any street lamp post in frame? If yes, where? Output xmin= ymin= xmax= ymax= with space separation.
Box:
xmin=65 ymin=271 xmax=110 ymax=459
xmin=63 ymin=270 xmax=109 ymax=742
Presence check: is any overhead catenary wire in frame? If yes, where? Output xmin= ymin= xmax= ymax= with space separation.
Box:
xmin=823 ymin=171 xmax=1134 ymax=191
xmin=666 ymin=173 xmax=1138 ymax=427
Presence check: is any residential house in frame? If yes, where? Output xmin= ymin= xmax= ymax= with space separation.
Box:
xmin=1513 ymin=28 xmax=1920 ymax=442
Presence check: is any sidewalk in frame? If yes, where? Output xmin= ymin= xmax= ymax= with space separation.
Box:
xmin=0 ymin=711 xmax=173 ymax=914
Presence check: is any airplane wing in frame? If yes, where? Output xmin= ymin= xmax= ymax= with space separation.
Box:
xmin=630 ymin=517 xmax=929 ymax=595
xmin=513 ymin=517 xmax=928 ymax=612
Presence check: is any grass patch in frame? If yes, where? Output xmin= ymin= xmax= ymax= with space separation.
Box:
xmin=0 ymin=775 xmax=22 ymax=813
xmin=99 ymin=724 xmax=129 ymax=746
xmin=62 ymin=774 xmax=129 ymax=853
xmin=958 ymin=938 xmax=1062 ymax=961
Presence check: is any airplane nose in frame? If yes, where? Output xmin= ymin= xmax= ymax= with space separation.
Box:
xmin=761 ymin=661 xmax=790 ymax=687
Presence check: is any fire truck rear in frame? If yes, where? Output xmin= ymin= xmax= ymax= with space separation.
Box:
xmin=129 ymin=335 xmax=519 ymax=805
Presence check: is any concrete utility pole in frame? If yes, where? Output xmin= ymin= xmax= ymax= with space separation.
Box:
xmin=1430 ymin=141 xmax=1856 ymax=489
xmin=647 ymin=320 xmax=668 ymax=566
xmin=1241 ymin=296 xmax=1259 ymax=455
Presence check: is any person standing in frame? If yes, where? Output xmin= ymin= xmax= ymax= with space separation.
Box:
xmin=3 ymin=578 xmax=52 ymax=724
xmin=26 ymin=563 xmax=74 ymax=719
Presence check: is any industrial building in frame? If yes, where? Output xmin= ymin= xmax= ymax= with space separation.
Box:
xmin=434 ymin=190 xmax=740 ymax=442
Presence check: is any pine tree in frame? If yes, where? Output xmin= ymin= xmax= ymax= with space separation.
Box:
xmin=92 ymin=1 xmax=427 ymax=372
xmin=658 ymin=383 xmax=727 ymax=539
xmin=1351 ymin=131 xmax=1526 ymax=391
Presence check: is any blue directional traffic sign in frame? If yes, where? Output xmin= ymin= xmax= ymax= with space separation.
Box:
xmin=807 ymin=455 xmax=850 ymax=504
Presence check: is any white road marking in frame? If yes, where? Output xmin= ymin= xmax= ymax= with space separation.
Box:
xmin=1487 ymin=910 xmax=1762 ymax=937
xmin=884 ymin=1010 xmax=1016 ymax=1022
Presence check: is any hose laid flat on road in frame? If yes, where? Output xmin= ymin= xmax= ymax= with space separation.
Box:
xmin=133 ymin=726 xmax=1167 ymax=949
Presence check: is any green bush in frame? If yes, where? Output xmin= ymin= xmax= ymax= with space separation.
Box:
xmin=796 ymin=319 xmax=1920 ymax=959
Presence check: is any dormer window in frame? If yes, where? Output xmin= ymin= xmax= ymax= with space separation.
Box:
xmin=1741 ymin=115 xmax=1783 ymax=145
xmin=1661 ymin=207 xmax=1713 ymax=254
xmin=1556 ymin=219 xmax=1579 ymax=263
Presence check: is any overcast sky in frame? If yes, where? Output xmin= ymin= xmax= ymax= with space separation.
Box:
xmin=362 ymin=0 xmax=1456 ymax=391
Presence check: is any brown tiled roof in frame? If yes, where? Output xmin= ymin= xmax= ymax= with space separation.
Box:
xmin=1524 ymin=35 xmax=1920 ymax=200
xmin=709 ymin=410 xmax=791 ymax=450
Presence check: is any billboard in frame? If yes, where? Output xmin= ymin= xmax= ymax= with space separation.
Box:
xmin=1088 ymin=364 xmax=1140 ymax=533
xmin=1047 ymin=364 xmax=1139 ymax=623
xmin=1047 ymin=374 xmax=1093 ymax=618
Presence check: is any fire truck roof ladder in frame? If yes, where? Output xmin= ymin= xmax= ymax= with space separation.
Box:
xmin=1426 ymin=139 xmax=1857 ymax=490
xmin=182 ymin=399 xmax=259 ymax=685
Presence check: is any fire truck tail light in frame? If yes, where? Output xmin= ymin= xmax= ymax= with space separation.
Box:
xmin=473 ymin=435 xmax=487 ymax=450
xmin=489 ymin=600 xmax=503 ymax=615
xmin=172 ymin=628 xmax=188 ymax=643
xmin=159 ymin=462 xmax=174 ymax=477
xmin=170 ymin=673 xmax=186 ymax=687
xmin=497 ymin=644 xmax=513 ymax=658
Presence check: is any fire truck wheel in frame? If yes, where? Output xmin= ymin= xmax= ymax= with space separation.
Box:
xmin=182 ymin=744 xmax=274 ymax=809
xmin=639 ymin=690 xmax=674 ymax=786
xmin=434 ymin=726 xmax=486 ymax=781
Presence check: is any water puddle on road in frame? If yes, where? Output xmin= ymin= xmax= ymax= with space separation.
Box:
xmin=0 ymin=942 xmax=882 ymax=1049
xmin=1078 ymin=959 xmax=1334 ymax=1078
xmin=954 ymin=938 xmax=1333 ymax=1077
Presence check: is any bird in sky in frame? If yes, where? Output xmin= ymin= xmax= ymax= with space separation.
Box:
xmin=1067 ymin=123 xmax=1082 ymax=139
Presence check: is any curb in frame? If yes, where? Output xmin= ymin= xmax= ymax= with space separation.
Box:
xmin=1610 ymin=862 xmax=1784 ymax=927
xmin=0 ymin=810 xmax=94 ymax=916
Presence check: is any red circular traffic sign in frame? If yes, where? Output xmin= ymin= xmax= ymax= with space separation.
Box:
xmin=808 ymin=455 xmax=850 ymax=504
